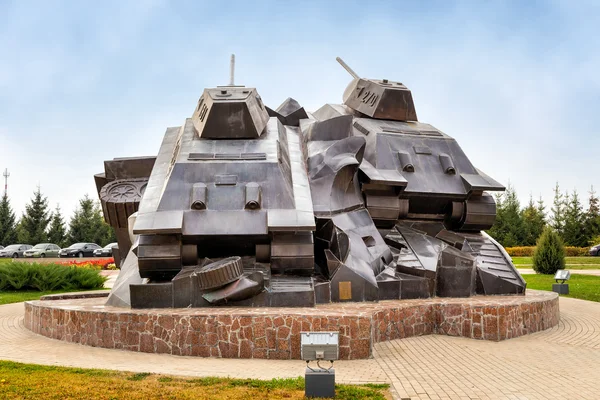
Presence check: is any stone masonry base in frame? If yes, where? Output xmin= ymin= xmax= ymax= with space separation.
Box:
xmin=24 ymin=290 xmax=559 ymax=360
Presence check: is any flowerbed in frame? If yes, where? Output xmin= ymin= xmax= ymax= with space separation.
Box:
xmin=57 ymin=258 xmax=117 ymax=270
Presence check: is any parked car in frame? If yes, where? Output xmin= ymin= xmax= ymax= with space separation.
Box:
xmin=59 ymin=243 xmax=101 ymax=258
xmin=590 ymin=244 xmax=600 ymax=256
xmin=23 ymin=243 xmax=61 ymax=258
xmin=0 ymin=244 xmax=33 ymax=258
xmin=0 ymin=246 xmax=3 ymax=251
xmin=93 ymin=242 xmax=118 ymax=257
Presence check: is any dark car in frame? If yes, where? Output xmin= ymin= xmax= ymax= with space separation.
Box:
xmin=59 ymin=243 xmax=101 ymax=258
xmin=93 ymin=242 xmax=118 ymax=257
xmin=590 ymin=244 xmax=600 ymax=256
xmin=0 ymin=244 xmax=33 ymax=258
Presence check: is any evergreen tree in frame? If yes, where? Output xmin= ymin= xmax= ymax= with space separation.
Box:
xmin=487 ymin=184 xmax=525 ymax=246
xmin=522 ymin=195 xmax=546 ymax=246
xmin=550 ymin=182 xmax=565 ymax=236
xmin=68 ymin=195 xmax=97 ymax=244
xmin=532 ymin=227 xmax=565 ymax=274
xmin=18 ymin=187 xmax=51 ymax=244
xmin=47 ymin=205 xmax=68 ymax=248
xmin=487 ymin=193 xmax=504 ymax=242
xmin=0 ymin=193 xmax=17 ymax=246
xmin=16 ymin=218 xmax=29 ymax=244
xmin=68 ymin=195 xmax=116 ymax=246
xmin=585 ymin=186 xmax=600 ymax=243
xmin=562 ymin=190 xmax=588 ymax=247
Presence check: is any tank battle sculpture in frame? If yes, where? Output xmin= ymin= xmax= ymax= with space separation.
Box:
xmin=95 ymin=56 xmax=525 ymax=308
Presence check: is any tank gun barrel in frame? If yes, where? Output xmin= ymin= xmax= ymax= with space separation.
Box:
xmin=336 ymin=57 xmax=360 ymax=79
xmin=229 ymin=54 xmax=235 ymax=86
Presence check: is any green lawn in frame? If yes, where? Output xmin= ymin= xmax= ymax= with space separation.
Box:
xmin=522 ymin=274 xmax=600 ymax=302
xmin=0 ymin=361 xmax=389 ymax=400
xmin=513 ymin=256 xmax=600 ymax=269
xmin=0 ymin=289 xmax=102 ymax=305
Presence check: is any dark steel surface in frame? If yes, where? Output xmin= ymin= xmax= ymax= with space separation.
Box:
xmin=97 ymin=57 xmax=524 ymax=309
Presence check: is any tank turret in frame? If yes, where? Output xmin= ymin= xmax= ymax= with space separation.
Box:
xmin=337 ymin=57 xmax=418 ymax=121
xmin=192 ymin=56 xmax=269 ymax=139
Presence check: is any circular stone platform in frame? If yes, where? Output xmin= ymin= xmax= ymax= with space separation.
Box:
xmin=23 ymin=290 xmax=559 ymax=360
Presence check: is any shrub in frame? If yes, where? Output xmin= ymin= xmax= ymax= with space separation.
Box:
xmin=532 ymin=228 xmax=566 ymax=274
xmin=505 ymin=246 xmax=535 ymax=257
xmin=506 ymin=246 xmax=589 ymax=257
xmin=0 ymin=262 xmax=107 ymax=292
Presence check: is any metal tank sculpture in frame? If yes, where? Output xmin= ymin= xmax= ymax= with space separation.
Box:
xmin=95 ymin=56 xmax=525 ymax=308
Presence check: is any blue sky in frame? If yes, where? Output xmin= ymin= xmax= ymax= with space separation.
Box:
xmin=1 ymin=0 xmax=599 ymax=220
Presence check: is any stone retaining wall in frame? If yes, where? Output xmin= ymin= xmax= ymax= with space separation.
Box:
xmin=24 ymin=290 xmax=559 ymax=360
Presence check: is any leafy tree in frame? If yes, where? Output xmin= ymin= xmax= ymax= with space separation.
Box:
xmin=18 ymin=187 xmax=51 ymax=245
xmin=0 ymin=193 xmax=17 ymax=246
xmin=68 ymin=195 xmax=116 ymax=247
xmin=522 ymin=195 xmax=546 ymax=246
xmin=562 ymin=190 xmax=588 ymax=247
xmin=532 ymin=227 xmax=565 ymax=274
xmin=47 ymin=205 xmax=68 ymax=248
xmin=550 ymin=182 xmax=565 ymax=236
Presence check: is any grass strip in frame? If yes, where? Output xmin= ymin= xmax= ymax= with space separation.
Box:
xmin=522 ymin=274 xmax=600 ymax=302
xmin=0 ymin=360 xmax=390 ymax=400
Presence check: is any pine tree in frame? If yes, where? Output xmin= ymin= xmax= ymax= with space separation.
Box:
xmin=91 ymin=200 xmax=116 ymax=247
xmin=562 ymin=190 xmax=588 ymax=247
xmin=585 ymin=186 xmax=600 ymax=243
xmin=68 ymin=195 xmax=116 ymax=246
xmin=487 ymin=184 xmax=525 ymax=246
xmin=68 ymin=195 xmax=97 ymax=244
xmin=503 ymin=184 xmax=525 ymax=246
xmin=522 ymin=195 xmax=546 ymax=246
xmin=487 ymin=193 xmax=505 ymax=242
xmin=47 ymin=205 xmax=68 ymax=248
xmin=550 ymin=182 xmax=565 ymax=236
xmin=0 ymin=193 xmax=17 ymax=246
xmin=18 ymin=187 xmax=51 ymax=244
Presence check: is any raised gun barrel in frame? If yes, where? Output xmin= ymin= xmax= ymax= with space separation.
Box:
xmin=336 ymin=57 xmax=360 ymax=79
xmin=229 ymin=54 xmax=235 ymax=86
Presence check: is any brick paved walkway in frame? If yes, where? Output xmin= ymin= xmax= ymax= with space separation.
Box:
xmin=1 ymin=294 xmax=599 ymax=399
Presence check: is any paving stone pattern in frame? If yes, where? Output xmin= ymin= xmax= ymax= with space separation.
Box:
xmin=2 ymin=293 xmax=600 ymax=399
xmin=23 ymin=291 xmax=558 ymax=360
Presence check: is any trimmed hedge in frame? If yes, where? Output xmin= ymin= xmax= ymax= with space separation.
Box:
xmin=506 ymin=246 xmax=589 ymax=257
xmin=0 ymin=262 xmax=107 ymax=292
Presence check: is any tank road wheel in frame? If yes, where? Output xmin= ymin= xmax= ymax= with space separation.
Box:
xmin=99 ymin=179 xmax=147 ymax=229
xmin=195 ymin=257 xmax=244 ymax=290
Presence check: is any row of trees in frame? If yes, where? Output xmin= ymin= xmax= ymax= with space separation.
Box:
xmin=0 ymin=188 xmax=115 ymax=248
xmin=488 ymin=183 xmax=600 ymax=248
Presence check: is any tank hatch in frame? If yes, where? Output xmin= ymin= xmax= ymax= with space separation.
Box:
xmin=337 ymin=57 xmax=418 ymax=122
xmin=191 ymin=55 xmax=269 ymax=139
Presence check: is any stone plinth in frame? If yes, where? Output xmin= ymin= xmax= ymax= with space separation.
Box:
xmin=23 ymin=290 xmax=559 ymax=360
